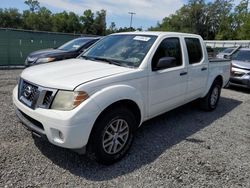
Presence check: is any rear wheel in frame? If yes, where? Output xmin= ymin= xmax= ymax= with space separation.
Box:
xmin=87 ymin=107 xmax=136 ymax=165
xmin=200 ymin=80 xmax=222 ymax=111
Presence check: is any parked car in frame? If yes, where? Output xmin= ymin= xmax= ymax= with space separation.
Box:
xmin=229 ymin=48 xmax=250 ymax=88
xmin=13 ymin=32 xmax=231 ymax=164
xmin=216 ymin=46 xmax=240 ymax=59
xmin=206 ymin=46 xmax=215 ymax=58
xmin=25 ymin=37 xmax=100 ymax=66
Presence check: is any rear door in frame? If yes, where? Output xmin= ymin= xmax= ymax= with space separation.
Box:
xmin=184 ymin=38 xmax=208 ymax=101
xmin=148 ymin=37 xmax=188 ymax=117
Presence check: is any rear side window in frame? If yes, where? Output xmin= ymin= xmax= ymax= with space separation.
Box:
xmin=185 ymin=38 xmax=203 ymax=64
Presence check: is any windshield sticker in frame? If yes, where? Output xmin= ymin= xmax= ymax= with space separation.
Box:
xmin=133 ymin=36 xmax=151 ymax=42
xmin=73 ymin=45 xmax=80 ymax=48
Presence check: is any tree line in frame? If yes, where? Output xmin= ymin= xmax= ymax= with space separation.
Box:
xmin=0 ymin=0 xmax=249 ymax=39
xmin=150 ymin=0 xmax=250 ymax=40
xmin=0 ymin=0 xmax=140 ymax=35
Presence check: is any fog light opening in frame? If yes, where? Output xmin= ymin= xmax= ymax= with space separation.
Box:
xmin=58 ymin=131 xmax=64 ymax=140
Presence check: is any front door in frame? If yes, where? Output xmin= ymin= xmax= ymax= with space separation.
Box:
xmin=148 ymin=37 xmax=188 ymax=118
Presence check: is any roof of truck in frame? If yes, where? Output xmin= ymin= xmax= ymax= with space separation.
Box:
xmin=111 ymin=31 xmax=201 ymax=38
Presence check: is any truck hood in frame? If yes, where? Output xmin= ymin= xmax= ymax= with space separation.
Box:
xmin=232 ymin=60 xmax=250 ymax=70
xmin=21 ymin=59 xmax=132 ymax=90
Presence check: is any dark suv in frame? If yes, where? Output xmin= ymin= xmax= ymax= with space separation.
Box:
xmin=25 ymin=37 xmax=100 ymax=66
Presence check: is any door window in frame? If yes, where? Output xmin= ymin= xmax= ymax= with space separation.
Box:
xmin=185 ymin=38 xmax=203 ymax=64
xmin=152 ymin=38 xmax=182 ymax=70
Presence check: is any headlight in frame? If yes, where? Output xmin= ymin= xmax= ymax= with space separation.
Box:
xmin=36 ymin=57 xmax=55 ymax=63
xmin=51 ymin=90 xmax=89 ymax=111
xmin=27 ymin=56 xmax=37 ymax=62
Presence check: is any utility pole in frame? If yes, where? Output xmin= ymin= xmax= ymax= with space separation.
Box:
xmin=246 ymin=0 xmax=249 ymax=13
xmin=128 ymin=12 xmax=136 ymax=28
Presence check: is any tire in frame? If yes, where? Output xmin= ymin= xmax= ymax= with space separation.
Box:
xmin=200 ymin=80 xmax=222 ymax=111
xmin=87 ymin=107 xmax=137 ymax=165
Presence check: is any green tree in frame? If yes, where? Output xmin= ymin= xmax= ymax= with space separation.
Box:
xmin=214 ymin=0 xmax=234 ymax=39
xmin=23 ymin=10 xmax=40 ymax=30
xmin=36 ymin=7 xmax=53 ymax=31
xmin=23 ymin=5 xmax=52 ymax=31
xmin=106 ymin=22 xmax=117 ymax=34
xmin=239 ymin=14 xmax=250 ymax=39
xmin=52 ymin=11 xmax=69 ymax=32
xmin=117 ymin=27 xmax=136 ymax=32
xmin=0 ymin=8 xmax=22 ymax=28
xmin=149 ymin=0 xmax=236 ymax=40
xmin=66 ymin=12 xmax=81 ymax=33
xmin=80 ymin=9 xmax=95 ymax=34
xmin=233 ymin=0 xmax=250 ymax=39
xmin=24 ymin=0 xmax=40 ymax=12
xmin=149 ymin=0 xmax=207 ymax=36
xmin=93 ymin=10 xmax=106 ymax=35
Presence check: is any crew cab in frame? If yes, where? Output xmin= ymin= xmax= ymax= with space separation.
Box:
xmin=13 ymin=32 xmax=231 ymax=164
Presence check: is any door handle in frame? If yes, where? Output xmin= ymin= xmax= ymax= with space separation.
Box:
xmin=201 ymin=67 xmax=207 ymax=71
xmin=180 ymin=71 xmax=187 ymax=76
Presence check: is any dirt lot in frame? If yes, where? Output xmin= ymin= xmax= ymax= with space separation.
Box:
xmin=0 ymin=69 xmax=250 ymax=188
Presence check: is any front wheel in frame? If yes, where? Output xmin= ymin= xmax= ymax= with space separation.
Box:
xmin=200 ymin=80 xmax=222 ymax=111
xmin=87 ymin=107 xmax=136 ymax=165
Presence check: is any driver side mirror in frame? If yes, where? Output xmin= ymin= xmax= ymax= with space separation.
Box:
xmin=153 ymin=57 xmax=176 ymax=71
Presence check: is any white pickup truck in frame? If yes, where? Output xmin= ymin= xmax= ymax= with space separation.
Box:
xmin=13 ymin=32 xmax=231 ymax=164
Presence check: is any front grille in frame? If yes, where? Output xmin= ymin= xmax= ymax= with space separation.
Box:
xmin=42 ymin=91 xmax=53 ymax=108
xmin=19 ymin=80 xmax=40 ymax=109
xmin=22 ymin=81 xmax=39 ymax=101
xmin=18 ymin=78 xmax=57 ymax=109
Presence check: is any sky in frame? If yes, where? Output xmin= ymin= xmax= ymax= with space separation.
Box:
xmin=0 ymin=0 xmax=244 ymax=30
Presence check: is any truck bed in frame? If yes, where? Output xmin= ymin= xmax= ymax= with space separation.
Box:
xmin=209 ymin=58 xmax=231 ymax=63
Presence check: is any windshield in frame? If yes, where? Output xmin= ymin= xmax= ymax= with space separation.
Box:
xmin=232 ymin=50 xmax=250 ymax=62
xmin=58 ymin=38 xmax=90 ymax=51
xmin=81 ymin=34 xmax=157 ymax=68
xmin=222 ymin=48 xmax=235 ymax=53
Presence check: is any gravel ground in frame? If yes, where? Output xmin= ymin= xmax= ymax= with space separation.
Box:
xmin=0 ymin=69 xmax=250 ymax=188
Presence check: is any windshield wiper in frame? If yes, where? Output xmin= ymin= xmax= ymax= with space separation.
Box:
xmin=80 ymin=55 xmax=97 ymax=61
xmin=83 ymin=56 xmax=123 ymax=66
xmin=80 ymin=56 xmax=134 ymax=68
xmin=93 ymin=57 xmax=124 ymax=67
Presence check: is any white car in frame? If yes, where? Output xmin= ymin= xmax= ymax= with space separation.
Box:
xmin=13 ymin=32 xmax=231 ymax=164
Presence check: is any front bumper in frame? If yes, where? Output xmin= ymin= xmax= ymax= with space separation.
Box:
xmin=15 ymin=108 xmax=47 ymax=140
xmin=230 ymin=77 xmax=250 ymax=88
xmin=13 ymin=86 xmax=100 ymax=150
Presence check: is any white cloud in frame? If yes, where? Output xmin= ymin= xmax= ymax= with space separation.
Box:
xmin=39 ymin=0 xmax=184 ymax=20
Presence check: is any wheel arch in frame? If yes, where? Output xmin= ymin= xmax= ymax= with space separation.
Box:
xmin=214 ymin=75 xmax=223 ymax=87
xmin=86 ymin=99 xmax=142 ymax=152
xmin=94 ymin=99 xmax=141 ymax=128
xmin=202 ymin=74 xmax=223 ymax=97
xmin=85 ymin=84 xmax=145 ymax=147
